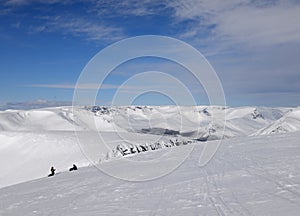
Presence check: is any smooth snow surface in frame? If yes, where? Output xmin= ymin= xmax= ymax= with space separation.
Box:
xmin=0 ymin=132 xmax=299 ymax=216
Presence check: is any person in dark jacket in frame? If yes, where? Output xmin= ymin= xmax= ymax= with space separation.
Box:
xmin=48 ymin=166 xmax=56 ymax=177
xmin=69 ymin=164 xmax=78 ymax=171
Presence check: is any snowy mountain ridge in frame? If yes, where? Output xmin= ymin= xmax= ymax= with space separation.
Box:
xmin=1 ymin=105 xmax=297 ymax=136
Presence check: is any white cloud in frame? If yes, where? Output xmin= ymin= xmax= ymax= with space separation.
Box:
xmin=169 ymin=0 xmax=300 ymax=47
xmin=215 ymin=3 xmax=300 ymax=46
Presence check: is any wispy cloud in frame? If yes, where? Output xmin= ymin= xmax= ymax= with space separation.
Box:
xmin=28 ymin=83 xmax=124 ymax=90
xmin=3 ymin=0 xmax=72 ymax=6
xmin=3 ymin=0 xmax=300 ymax=46
xmin=2 ymin=0 xmax=125 ymax=42
xmin=0 ymin=99 xmax=71 ymax=110
xmin=90 ymin=0 xmax=167 ymax=17
xmin=27 ymin=77 xmax=205 ymax=100
xmin=28 ymin=83 xmax=166 ymax=92
xmin=31 ymin=15 xmax=124 ymax=42
xmin=1 ymin=0 xmax=171 ymax=43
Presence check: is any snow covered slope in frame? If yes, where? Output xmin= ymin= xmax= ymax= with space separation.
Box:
xmin=0 ymin=131 xmax=90 ymax=188
xmin=0 ymin=132 xmax=299 ymax=216
xmin=0 ymin=105 xmax=299 ymax=188
xmin=254 ymin=107 xmax=300 ymax=135
xmin=0 ymin=107 xmax=82 ymax=131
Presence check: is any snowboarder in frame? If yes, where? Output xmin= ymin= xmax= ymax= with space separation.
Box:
xmin=48 ymin=166 xmax=56 ymax=177
xmin=69 ymin=164 xmax=78 ymax=171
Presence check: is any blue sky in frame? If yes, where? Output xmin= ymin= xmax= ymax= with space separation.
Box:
xmin=0 ymin=0 xmax=300 ymax=109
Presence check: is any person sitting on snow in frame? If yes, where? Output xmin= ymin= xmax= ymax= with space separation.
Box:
xmin=48 ymin=166 xmax=56 ymax=177
xmin=69 ymin=164 xmax=78 ymax=171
